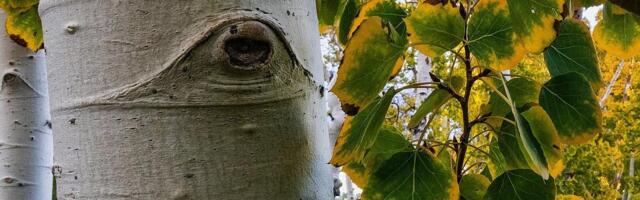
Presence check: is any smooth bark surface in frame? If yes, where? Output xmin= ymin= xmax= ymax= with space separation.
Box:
xmin=0 ymin=12 xmax=53 ymax=200
xmin=41 ymin=0 xmax=331 ymax=199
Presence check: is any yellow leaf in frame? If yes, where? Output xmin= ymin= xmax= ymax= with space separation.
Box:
xmin=5 ymin=5 xmax=43 ymax=51
xmin=348 ymin=0 xmax=383 ymax=37
xmin=330 ymin=116 xmax=354 ymax=166
xmin=0 ymin=0 xmax=38 ymax=11
xmin=507 ymin=0 xmax=564 ymax=53
xmin=331 ymin=17 xmax=405 ymax=109
xmin=469 ymin=0 xmax=526 ymax=71
xmin=405 ymin=1 xmax=464 ymax=57
xmin=593 ymin=3 xmax=640 ymax=59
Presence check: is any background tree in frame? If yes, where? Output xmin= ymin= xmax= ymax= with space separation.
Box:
xmin=0 ymin=1 xmax=52 ymax=199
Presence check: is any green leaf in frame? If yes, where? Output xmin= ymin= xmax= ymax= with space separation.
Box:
xmin=317 ymin=0 xmax=342 ymax=32
xmin=4 ymin=5 xmax=43 ymax=51
xmin=337 ymin=0 xmax=359 ymax=45
xmin=405 ymin=1 xmax=464 ymax=57
xmin=484 ymin=169 xmax=556 ymax=200
xmin=544 ymin=19 xmax=603 ymax=90
xmin=331 ymin=17 xmax=405 ymax=110
xmin=486 ymin=78 xmax=540 ymax=129
xmin=349 ymin=0 xmax=407 ymax=45
xmin=480 ymin=165 xmax=493 ymax=180
xmin=330 ymin=89 xmax=397 ymax=166
xmin=468 ymin=0 xmax=525 ymax=71
xmin=343 ymin=125 xmax=413 ymax=187
xmin=408 ymin=76 xmax=464 ymax=128
xmin=496 ymin=106 xmax=567 ymax=179
xmin=0 ymin=0 xmax=38 ymax=11
xmin=507 ymin=0 xmax=564 ymax=53
xmin=362 ymin=151 xmax=459 ymax=200
xmin=497 ymin=113 xmax=547 ymax=176
xmin=593 ymin=2 xmax=640 ymax=59
xmin=487 ymin=139 xmax=508 ymax=178
xmin=409 ymin=89 xmax=450 ymax=128
xmin=460 ymin=174 xmax=491 ymax=200
xmin=343 ymin=161 xmax=367 ymax=187
xmin=521 ymin=106 xmax=564 ymax=178
xmin=609 ymin=0 xmax=640 ymax=16
xmin=539 ymin=72 xmax=602 ymax=144
xmin=572 ymin=0 xmax=604 ymax=7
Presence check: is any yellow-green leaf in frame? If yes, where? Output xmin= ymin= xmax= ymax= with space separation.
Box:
xmin=408 ymin=76 xmax=464 ymax=128
xmin=544 ymin=19 xmax=603 ymax=90
xmin=497 ymin=113 xmax=548 ymax=177
xmin=484 ymin=169 xmax=556 ymax=200
xmin=460 ymin=174 xmax=490 ymax=200
xmin=488 ymin=138 xmax=508 ymax=178
xmin=572 ymin=0 xmax=604 ymax=8
xmin=348 ymin=0 xmax=407 ymax=45
xmin=316 ymin=0 xmax=342 ymax=33
xmin=507 ymin=0 xmax=564 ymax=53
xmin=469 ymin=0 xmax=525 ymax=71
xmin=593 ymin=3 xmax=640 ymax=59
xmin=539 ymin=72 xmax=602 ymax=144
xmin=405 ymin=1 xmax=464 ymax=57
xmin=330 ymin=89 xmax=396 ymax=166
xmin=332 ymin=17 xmax=405 ymax=110
xmin=337 ymin=0 xmax=359 ymax=45
xmin=5 ymin=5 xmax=43 ymax=51
xmin=362 ymin=151 xmax=459 ymax=200
xmin=486 ymin=77 xmax=540 ymax=129
xmin=0 ymin=0 xmax=38 ymax=11
xmin=343 ymin=161 xmax=367 ymax=187
xmin=521 ymin=106 xmax=565 ymax=178
xmin=609 ymin=0 xmax=640 ymax=15
xmin=342 ymin=125 xmax=412 ymax=187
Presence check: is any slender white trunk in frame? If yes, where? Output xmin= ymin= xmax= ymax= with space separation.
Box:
xmin=414 ymin=53 xmax=432 ymax=138
xmin=622 ymin=74 xmax=632 ymax=102
xmin=600 ymin=61 xmax=625 ymax=107
xmin=415 ymin=53 xmax=432 ymax=104
xmin=0 ymin=12 xmax=53 ymax=200
xmin=40 ymin=0 xmax=331 ymax=199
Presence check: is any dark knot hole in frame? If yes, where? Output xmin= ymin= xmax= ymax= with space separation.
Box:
xmin=224 ymin=37 xmax=272 ymax=68
xmin=3 ymin=74 xmax=17 ymax=83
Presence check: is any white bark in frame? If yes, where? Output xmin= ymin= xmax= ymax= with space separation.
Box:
xmin=0 ymin=12 xmax=53 ymax=200
xmin=622 ymin=157 xmax=634 ymax=200
xmin=415 ymin=53 xmax=432 ymax=104
xmin=600 ymin=61 xmax=624 ymax=108
xmin=40 ymin=0 xmax=331 ymax=199
xmin=414 ymin=53 xmax=432 ymax=138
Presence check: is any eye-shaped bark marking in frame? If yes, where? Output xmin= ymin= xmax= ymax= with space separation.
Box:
xmin=0 ymin=72 xmax=42 ymax=98
xmin=99 ymin=19 xmax=310 ymax=107
xmin=222 ymin=21 xmax=274 ymax=70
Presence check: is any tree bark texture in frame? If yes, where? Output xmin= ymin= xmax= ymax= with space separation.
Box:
xmin=40 ymin=0 xmax=331 ymax=199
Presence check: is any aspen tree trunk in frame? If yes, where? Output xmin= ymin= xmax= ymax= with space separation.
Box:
xmin=415 ymin=53 xmax=432 ymax=104
xmin=40 ymin=0 xmax=332 ymax=199
xmin=0 ymin=12 xmax=53 ymax=200
xmin=414 ymin=53 xmax=432 ymax=138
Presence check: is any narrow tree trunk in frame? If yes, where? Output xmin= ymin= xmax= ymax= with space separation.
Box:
xmin=0 ymin=12 xmax=53 ymax=200
xmin=413 ymin=53 xmax=432 ymax=138
xmin=622 ymin=74 xmax=632 ymax=102
xmin=40 ymin=0 xmax=331 ymax=199
xmin=415 ymin=53 xmax=432 ymax=104
xmin=600 ymin=60 xmax=625 ymax=107
xmin=623 ymin=157 xmax=635 ymax=200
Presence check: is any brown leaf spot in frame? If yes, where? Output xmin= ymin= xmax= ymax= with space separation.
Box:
xmin=9 ymin=35 xmax=28 ymax=48
xmin=341 ymin=103 xmax=360 ymax=116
